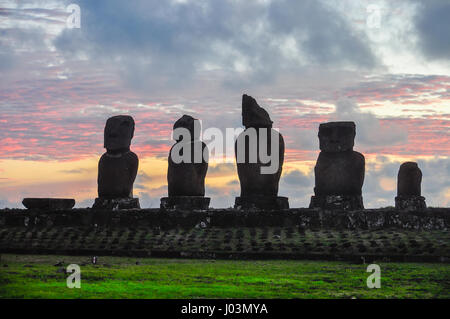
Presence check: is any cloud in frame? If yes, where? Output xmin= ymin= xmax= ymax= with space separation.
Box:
xmin=0 ymin=27 xmax=48 ymax=79
xmin=227 ymin=179 xmax=239 ymax=186
xmin=136 ymin=171 xmax=153 ymax=183
xmin=363 ymin=156 xmax=450 ymax=208
xmin=343 ymin=74 xmax=450 ymax=104
xmin=268 ymin=0 xmax=376 ymax=68
xmin=277 ymin=157 xmax=450 ymax=209
xmin=418 ymin=157 xmax=450 ymax=206
xmin=414 ymin=0 xmax=450 ymax=61
xmin=363 ymin=158 xmax=402 ymax=207
xmin=0 ymin=47 xmax=16 ymax=72
xmin=137 ymin=192 xmax=159 ymax=209
xmin=75 ymin=198 xmax=94 ymax=208
xmin=282 ymin=169 xmax=312 ymax=187
xmin=206 ymin=185 xmax=239 ymax=208
xmin=53 ymin=0 xmax=377 ymax=92
xmin=331 ymin=98 xmax=408 ymax=149
xmin=59 ymin=168 xmax=90 ymax=174
xmin=0 ymin=197 xmax=21 ymax=209
xmin=207 ymin=163 xmax=236 ymax=175
xmin=278 ymin=169 xmax=315 ymax=208
xmin=0 ymin=177 xmax=97 ymax=209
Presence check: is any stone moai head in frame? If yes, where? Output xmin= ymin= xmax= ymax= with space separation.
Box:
xmin=318 ymin=121 xmax=355 ymax=152
xmin=398 ymin=162 xmax=422 ymax=196
xmin=242 ymin=94 xmax=273 ymax=128
xmin=104 ymin=115 xmax=135 ymax=152
xmin=173 ymin=114 xmax=200 ymax=142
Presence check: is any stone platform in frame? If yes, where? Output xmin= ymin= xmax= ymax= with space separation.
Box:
xmin=395 ymin=195 xmax=427 ymax=211
xmin=309 ymin=195 xmax=364 ymax=210
xmin=0 ymin=207 xmax=448 ymax=262
xmin=160 ymin=196 xmax=210 ymax=210
xmin=92 ymin=198 xmax=140 ymax=210
xmin=234 ymin=196 xmax=289 ymax=210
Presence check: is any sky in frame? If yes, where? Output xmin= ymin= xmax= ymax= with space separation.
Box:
xmin=0 ymin=0 xmax=449 ymax=209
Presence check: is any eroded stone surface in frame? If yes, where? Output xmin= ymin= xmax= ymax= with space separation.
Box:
xmin=1 ymin=207 xmax=448 ymax=230
xmin=160 ymin=196 xmax=210 ymax=210
xmin=167 ymin=115 xmax=208 ymax=197
xmin=92 ymin=197 xmax=140 ymax=210
xmin=234 ymin=196 xmax=289 ymax=210
xmin=309 ymin=195 xmax=363 ymax=210
xmin=235 ymin=95 xmax=287 ymax=209
xmin=1 ymin=208 xmax=448 ymax=262
xmin=395 ymin=162 xmax=426 ymax=211
xmin=22 ymin=198 xmax=75 ymax=210
xmin=98 ymin=151 xmax=139 ymax=198
xmin=311 ymin=121 xmax=365 ymax=210
xmin=318 ymin=121 xmax=355 ymax=152
xmin=104 ymin=115 xmax=135 ymax=152
xmin=173 ymin=114 xmax=201 ymax=141
xmin=314 ymin=151 xmax=365 ymax=196
xmin=395 ymin=195 xmax=426 ymax=211
xmin=242 ymin=94 xmax=273 ymax=128
xmin=164 ymin=115 xmax=209 ymax=209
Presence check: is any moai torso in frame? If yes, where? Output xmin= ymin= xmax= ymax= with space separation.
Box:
xmin=313 ymin=122 xmax=365 ymax=197
xmin=314 ymin=151 xmax=364 ymax=196
xmin=98 ymin=151 xmax=138 ymax=198
xmin=235 ymin=94 xmax=285 ymax=198
xmin=97 ymin=115 xmax=138 ymax=199
xmin=314 ymin=151 xmax=364 ymax=195
xmin=235 ymin=129 xmax=284 ymax=197
xmin=167 ymin=115 xmax=208 ymax=197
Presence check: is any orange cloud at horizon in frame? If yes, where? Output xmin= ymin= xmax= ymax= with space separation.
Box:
xmin=0 ymin=153 xmax=448 ymax=208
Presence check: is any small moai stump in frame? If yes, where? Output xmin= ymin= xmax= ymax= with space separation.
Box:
xmin=22 ymin=198 xmax=75 ymax=210
xmin=309 ymin=121 xmax=365 ymax=210
xmin=234 ymin=94 xmax=289 ymax=210
xmin=395 ymin=162 xmax=426 ymax=211
xmin=160 ymin=115 xmax=210 ymax=210
xmin=92 ymin=115 xmax=140 ymax=209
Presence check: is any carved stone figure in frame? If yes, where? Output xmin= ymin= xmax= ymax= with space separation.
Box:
xmin=93 ymin=115 xmax=140 ymax=209
xmin=160 ymin=115 xmax=210 ymax=210
xmin=234 ymin=94 xmax=288 ymax=210
xmin=309 ymin=121 xmax=365 ymax=210
xmin=395 ymin=162 xmax=426 ymax=210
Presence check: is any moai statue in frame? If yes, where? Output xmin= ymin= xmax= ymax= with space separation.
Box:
xmin=93 ymin=115 xmax=140 ymax=209
xmin=395 ymin=162 xmax=426 ymax=210
xmin=160 ymin=115 xmax=210 ymax=210
xmin=309 ymin=121 xmax=365 ymax=210
xmin=234 ymin=94 xmax=288 ymax=210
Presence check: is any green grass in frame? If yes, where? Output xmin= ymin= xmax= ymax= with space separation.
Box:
xmin=0 ymin=254 xmax=448 ymax=299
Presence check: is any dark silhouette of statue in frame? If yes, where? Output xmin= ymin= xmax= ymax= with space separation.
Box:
xmin=22 ymin=198 xmax=75 ymax=210
xmin=160 ymin=115 xmax=210 ymax=210
xmin=234 ymin=94 xmax=288 ymax=210
xmin=310 ymin=121 xmax=365 ymax=210
xmin=93 ymin=115 xmax=140 ymax=209
xmin=395 ymin=162 xmax=426 ymax=210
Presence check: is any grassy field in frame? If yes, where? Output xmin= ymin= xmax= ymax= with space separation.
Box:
xmin=0 ymin=254 xmax=448 ymax=299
